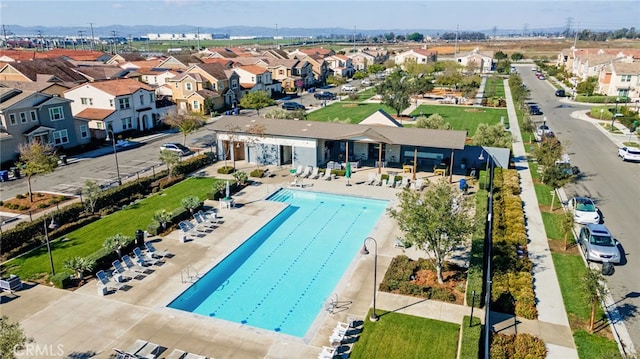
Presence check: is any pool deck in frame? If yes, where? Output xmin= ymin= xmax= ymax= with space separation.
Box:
xmin=3 ymin=164 xmax=475 ymax=358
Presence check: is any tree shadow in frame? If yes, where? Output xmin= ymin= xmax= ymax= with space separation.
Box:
xmin=66 ymin=351 xmax=96 ymax=359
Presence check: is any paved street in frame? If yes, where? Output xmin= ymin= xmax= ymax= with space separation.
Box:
xmin=519 ymin=65 xmax=640 ymax=352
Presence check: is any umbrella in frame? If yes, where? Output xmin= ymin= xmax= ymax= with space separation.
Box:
xmin=225 ymin=180 xmax=230 ymax=199
xmin=345 ymin=161 xmax=352 ymax=186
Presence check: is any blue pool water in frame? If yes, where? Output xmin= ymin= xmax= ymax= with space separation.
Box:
xmin=168 ymin=188 xmax=388 ymax=337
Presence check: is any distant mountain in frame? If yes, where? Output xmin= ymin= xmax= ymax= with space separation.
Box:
xmin=2 ymin=24 xmax=564 ymax=38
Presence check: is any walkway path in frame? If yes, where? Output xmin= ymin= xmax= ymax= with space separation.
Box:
xmin=503 ymin=79 xmax=578 ymax=357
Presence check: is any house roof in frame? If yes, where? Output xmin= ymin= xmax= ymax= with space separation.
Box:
xmin=3 ymin=58 xmax=87 ymax=83
xmin=69 ymin=78 xmax=153 ymax=96
xmin=76 ymin=108 xmax=116 ymax=120
xmin=359 ymin=110 xmax=403 ymax=127
xmin=237 ymin=65 xmax=268 ymax=75
xmin=209 ymin=116 xmax=466 ymax=149
xmin=38 ymin=49 xmax=107 ymax=61
xmin=611 ymin=62 xmax=640 ymax=74
xmin=193 ymin=63 xmax=229 ymax=80
xmin=0 ymin=80 xmax=70 ymax=93
xmin=201 ymin=58 xmax=235 ymax=67
xmin=189 ymin=89 xmax=220 ymax=99
xmin=73 ymin=66 xmax=130 ymax=81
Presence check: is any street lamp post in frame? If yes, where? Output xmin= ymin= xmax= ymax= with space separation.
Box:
xmin=44 ymin=214 xmax=59 ymax=275
xmin=361 ymin=237 xmax=378 ymax=322
xmin=106 ymin=126 xmax=122 ymax=185
xmin=611 ymin=97 xmax=620 ymax=131
xmin=478 ymin=151 xmax=495 ymax=359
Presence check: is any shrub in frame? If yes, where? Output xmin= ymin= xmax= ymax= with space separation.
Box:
xmin=490 ymin=333 xmax=546 ymax=359
xmin=250 ymin=169 xmax=265 ymax=178
xmin=217 ymin=166 xmax=235 ymax=174
xmin=146 ymin=221 xmax=162 ymax=236
xmin=15 ymin=194 xmax=25 ymax=199
xmin=35 ymin=192 xmax=44 ymax=198
xmin=18 ymin=205 xmax=29 ymax=211
xmin=50 ymin=271 xmax=73 ymax=289
xmin=36 ymin=203 xmax=49 ymax=209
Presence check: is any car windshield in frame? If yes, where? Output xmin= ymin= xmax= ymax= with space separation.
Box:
xmin=575 ymin=199 xmax=596 ymax=212
xmin=590 ymin=234 xmax=615 ymax=247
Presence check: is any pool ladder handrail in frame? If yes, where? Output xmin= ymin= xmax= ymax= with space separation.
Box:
xmin=180 ymin=265 xmax=201 ymax=283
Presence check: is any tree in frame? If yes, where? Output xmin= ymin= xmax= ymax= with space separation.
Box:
xmin=16 ymin=142 xmax=58 ymax=202
xmin=472 ymin=123 xmax=514 ymax=148
xmin=406 ymin=32 xmax=424 ymax=42
xmin=510 ymin=52 xmax=525 ymax=61
xmin=367 ymin=64 xmax=384 ymax=74
xmin=494 ymin=51 xmax=508 ymax=60
xmin=532 ymin=137 xmax=563 ymax=183
xmin=163 ymin=112 xmax=205 ymax=145
xmin=576 ymin=76 xmax=598 ymax=96
xmin=583 ymin=268 xmax=607 ymax=333
xmin=543 ymin=164 xmax=577 ymax=211
xmin=415 ymin=114 xmax=451 ymax=130
xmin=1 ymin=316 xmax=31 ymax=359
xmin=63 ymin=256 xmax=95 ymax=281
xmin=233 ymin=171 xmax=248 ymax=186
xmin=153 ymin=209 xmax=172 ymax=230
xmin=560 ymin=211 xmax=575 ymax=251
xmin=352 ymin=71 xmax=367 ymax=80
xmin=326 ymin=75 xmax=346 ymax=87
xmin=159 ymin=149 xmax=180 ymax=179
xmin=387 ymin=179 xmax=475 ymax=284
xmin=103 ymin=233 xmax=133 ymax=259
xmin=377 ymin=68 xmax=411 ymax=117
xmin=81 ymin=180 xmax=101 ymax=214
xmin=181 ymin=195 xmax=201 ymax=214
xmin=239 ymin=91 xmax=275 ymax=116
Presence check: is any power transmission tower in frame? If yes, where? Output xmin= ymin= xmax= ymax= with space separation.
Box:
xmin=111 ymin=30 xmax=117 ymax=54
xmin=523 ymin=23 xmax=529 ymax=37
xmin=2 ymin=25 xmax=9 ymax=48
xmin=492 ymin=26 xmax=497 ymax=40
xmin=196 ymin=27 xmax=200 ymax=50
xmin=454 ymin=25 xmax=459 ymax=58
xmin=564 ymin=17 xmax=573 ymax=37
xmin=78 ymin=30 xmax=85 ymax=50
xmin=275 ymin=24 xmax=278 ymax=49
xmin=37 ymin=30 xmax=45 ymax=51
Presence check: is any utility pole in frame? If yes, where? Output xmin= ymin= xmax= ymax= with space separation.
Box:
xmin=454 ymin=24 xmax=459 ymax=58
xmin=89 ymin=22 xmax=96 ymax=50
xmin=128 ymin=34 xmax=132 ymax=51
xmin=78 ymin=30 xmax=85 ymax=50
xmin=353 ymin=26 xmax=356 ymax=53
xmin=37 ymin=30 xmax=45 ymax=51
xmin=111 ymin=30 xmax=117 ymax=54
xmin=275 ymin=23 xmax=278 ymax=49
xmin=573 ymin=22 xmax=580 ymax=49
xmin=2 ymin=25 xmax=8 ymax=48
xmin=196 ymin=27 xmax=200 ymax=50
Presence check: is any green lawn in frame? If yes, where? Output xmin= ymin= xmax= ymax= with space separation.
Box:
xmin=573 ymin=329 xmax=623 ymax=359
xmin=349 ymin=310 xmax=459 ymax=359
xmin=5 ymin=177 xmax=218 ymax=279
xmin=541 ymin=212 xmax=574 ymax=241
xmin=352 ymin=88 xmax=377 ymax=102
xmin=483 ymin=76 xmax=506 ymax=98
xmin=306 ymin=102 xmax=398 ymax=123
xmin=459 ymin=316 xmax=482 ymax=359
xmin=410 ymin=105 xmax=506 ymax=136
xmin=534 ymin=183 xmax=554 ymax=208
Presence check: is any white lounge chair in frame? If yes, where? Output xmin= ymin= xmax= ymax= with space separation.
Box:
xmin=193 ymin=213 xmax=215 ymax=231
xmin=123 ymin=339 xmax=160 ymax=359
xmin=300 ymin=165 xmax=313 ymax=178
xmin=384 ymin=177 xmax=395 ymax=188
xmin=122 ymin=255 xmax=147 ymax=273
xmin=96 ymin=270 xmax=122 ymax=292
xmin=318 ymin=346 xmax=336 ymax=359
xmin=144 ymin=242 xmax=170 ymax=259
xmin=321 ymin=169 xmax=332 ymax=180
xmin=373 ymin=173 xmax=383 ymax=186
xmin=366 ymin=173 xmax=376 ymax=185
xmin=412 ymin=178 xmax=425 ymax=191
xmin=309 ymin=167 xmax=320 ymax=179
xmin=398 ymin=177 xmax=410 ymax=189
xmin=294 ymin=165 xmax=304 ymax=176
xmin=199 ymin=210 xmax=222 ymax=225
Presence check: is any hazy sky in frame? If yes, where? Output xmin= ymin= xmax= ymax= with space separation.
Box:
xmin=1 ymin=0 xmax=638 ymax=32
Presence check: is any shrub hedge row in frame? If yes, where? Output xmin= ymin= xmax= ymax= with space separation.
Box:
xmin=490 ymin=332 xmax=546 ymax=359
xmin=466 ymin=189 xmax=488 ymax=307
xmin=490 ymin=168 xmax=538 ymax=319
xmin=1 ymin=154 xmax=214 ymax=261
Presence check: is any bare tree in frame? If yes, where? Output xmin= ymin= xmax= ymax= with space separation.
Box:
xmin=81 ymin=180 xmax=101 ymax=214
xmin=163 ymin=111 xmax=205 ymax=145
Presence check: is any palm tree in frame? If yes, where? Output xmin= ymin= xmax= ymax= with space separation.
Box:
xmin=153 ymin=209 xmax=173 ymax=230
xmin=103 ymin=234 xmax=133 ymax=259
xmin=64 ymin=257 xmax=95 ymax=283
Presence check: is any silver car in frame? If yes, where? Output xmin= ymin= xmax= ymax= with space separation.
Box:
xmin=618 ymin=146 xmax=640 ymax=162
xmin=568 ymin=197 xmax=600 ymax=224
xmin=578 ymin=224 xmax=621 ymax=264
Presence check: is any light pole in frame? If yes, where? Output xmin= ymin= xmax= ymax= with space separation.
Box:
xmin=612 ymin=97 xmax=620 ymax=131
xmin=361 ymin=237 xmax=378 ymax=322
xmin=105 ymin=126 xmax=122 ymax=185
xmin=44 ymin=214 xmax=59 ymax=275
xmin=478 ymin=151 xmax=495 ymax=359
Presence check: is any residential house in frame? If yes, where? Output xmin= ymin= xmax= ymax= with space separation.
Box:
xmin=349 ymin=51 xmax=376 ymax=71
xmin=105 ymin=53 xmax=147 ymax=65
xmin=324 ymin=55 xmax=355 ymax=78
xmin=156 ymin=55 xmax=204 ymax=70
xmin=455 ymin=48 xmax=494 ymax=73
xmin=136 ymin=68 xmax=177 ymax=87
xmin=0 ymin=58 xmax=88 ymax=84
xmin=0 ymin=80 xmax=72 ymax=97
xmin=394 ymin=48 xmax=438 ymax=67
xmin=260 ymin=58 xmax=315 ymax=91
xmin=572 ymin=53 xmax=620 ymax=82
xmin=292 ymin=54 xmax=330 ymax=86
xmin=233 ymin=64 xmax=281 ymax=95
xmin=64 ymin=78 xmax=171 ymax=137
xmin=597 ymin=62 xmax=640 ymax=100
xmin=0 ymin=87 xmax=90 ymax=163
xmin=287 ymin=48 xmax=335 ymax=58
xmin=166 ymin=63 xmax=240 ymax=113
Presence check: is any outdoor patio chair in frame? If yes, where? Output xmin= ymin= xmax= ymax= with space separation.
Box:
xmin=179 ymin=220 xmax=206 ymax=236
xmin=294 ymin=165 xmax=304 ymax=176
xmin=309 ymin=166 xmax=320 ymax=179
xmin=398 ymin=177 xmax=410 ymax=189
xmin=318 ymin=346 xmax=336 ymax=359
xmin=198 ymin=210 xmax=222 ymax=225
xmin=144 ymin=242 xmax=171 ymax=258
xmin=133 ymin=247 xmax=161 ymax=266
xmin=96 ymin=270 xmax=122 ymax=292
xmin=373 ymin=173 xmax=383 ymax=186
xmin=412 ymin=178 xmax=425 ymax=191
xmin=165 ymin=349 xmax=187 ymax=359
xmin=122 ymin=255 xmax=147 ymax=273
xmin=193 ymin=213 xmax=216 ymax=231
xmin=384 ymin=177 xmax=395 ymax=188
xmin=135 ymin=340 xmax=162 ymax=359
xmin=112 ymin=260 xmax=134 ymax=281
xmin=183 ymin=354 xmax=208 ymax=359
xmin=300 ymin=165 xmax=313 ymax=178
xmin=321 ymin=169 xmax=332 ymax=180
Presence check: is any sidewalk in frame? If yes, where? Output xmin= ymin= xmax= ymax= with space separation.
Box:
xmin=503 ymin=79 xmax=578 ymax=357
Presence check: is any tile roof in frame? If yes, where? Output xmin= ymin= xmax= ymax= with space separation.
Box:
xmin=201 ymin=58 xmax=235 ymax=67
xmin=209 ymin=116 xmax=466 ymax=149
xmin=190 ymin=89 xmax=220 ymax=98
xmin=237 ymin=65 xmax=268 ymax=75
xmin=0 ymin=50 xmax=38 ymax=61
xmin=73 ymin=66 xmax=130 ymax=81
xmin=70 ymin=78 xmax=153 ymax=96
xmin=611 ymin=62 xmax=640 ymax=74
xmin=193 ymin=63 xmax=229 ymax=80
xmin=76 ymin=108 xmax=116 ymax=120
xmin=0 ymin=80 xmax=69 ymax=92
xmin=38 ymin=49 xmax=107 ymax=61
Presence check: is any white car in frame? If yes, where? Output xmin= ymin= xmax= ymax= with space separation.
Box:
xmin=568 ymin=197 xmax=600 ymax=224
xmin=160 ymin=143 xmax=192 ymax=156
xmin=341 ymin=84 xmax=356 ymax=92
xmin=618 ymin=146 xmax=640 ymax=162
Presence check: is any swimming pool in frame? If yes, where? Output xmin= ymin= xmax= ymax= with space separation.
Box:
xmin=168 ymin=188 xmax=388 ymax=337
